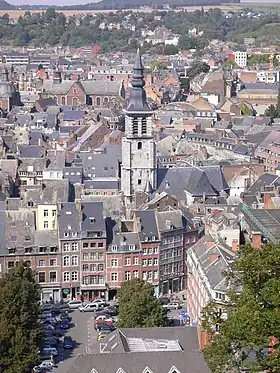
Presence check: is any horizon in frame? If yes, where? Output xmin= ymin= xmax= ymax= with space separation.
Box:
xmin=8 ymin=0 xmax=100 ymax=5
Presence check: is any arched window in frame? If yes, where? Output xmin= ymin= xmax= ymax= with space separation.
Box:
xmin=72 ymin=97 xmax=78 ymax=107
xmin=137 ymin=142 xmax=142 ymax=150
xmin=104 ymin=96 xmax=109 ymax=106
xmin=63 ymin=256 xmax=70 ymax=266
xmin=61 ymin=96 xmax=66 ymax=105
xmin=96 ymin=96 xmax=101 ymax=106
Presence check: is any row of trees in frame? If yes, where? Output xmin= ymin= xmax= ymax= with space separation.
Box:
xmin=0 ymin=262 xmax=42 ymax=373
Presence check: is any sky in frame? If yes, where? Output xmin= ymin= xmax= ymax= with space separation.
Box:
xmin=8 ymin=0 xmax=98 ymax=5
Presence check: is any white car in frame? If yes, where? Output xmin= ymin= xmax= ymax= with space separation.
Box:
xmin=39 ymin=361 xmax=54 ymax=369
xmin=92 ymin=299 xmax=105 ymax=307
xmin=68 ymin=300 xmax=84 ymax=309
xmin=79 ymin=303 xmax=100 ymax=312
xmin=95 ymin=315 xmax=113 ymax=322
xmin=162 ymin=302 xmax=181 ymax=310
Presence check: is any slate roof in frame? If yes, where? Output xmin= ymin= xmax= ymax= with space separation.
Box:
xmin=84 ymin=177 xmax=119 ymax=190
xmin=58 ymin=202 xmax=81 ymax=239
xmin=247 ymin=174 xmax=280 ymax=195
xmin=4 ymin=210 xmax=36 ymax=250
xmin=41 ymin=80 xmax=74 ymax=95
xmin=135 ymin=210 xmax=159 ymax=241
xmin=81 ymin=201 xmax=106 ymax=237
xmin=156 ymin=210 xmax=184 ymax=232
xmin=66 ymin=327 xmax=209 ymax=373
xmin=156 ymin=167 xmax=219 ymax=199
xmin=81 ymin=80 xmax=121 ymax=95
xmin=19 ymin=145 xmax=44 ymax=158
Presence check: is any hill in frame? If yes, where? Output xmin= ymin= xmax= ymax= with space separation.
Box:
xmin=60 ymin=0 xmax=240 ymax=10
xmin=0 ymin=0 xmax=15 ymax=10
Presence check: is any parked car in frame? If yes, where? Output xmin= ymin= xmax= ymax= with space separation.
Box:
xmin=33 ymin=365 xmax=53 ymax=372
xmin=44 ymin=337 xmax=58 ymax=347
xmin=63 ymin=336 xmax=73 ymax=349
xmin=43 ymin=317 xmax=58 ymax=325
xmin=41 ymin=347 xmax=58 ymax=356
xmin=162 ymin=302 xmax=181 ymax=310
xmin=95 ymin=322 xmax=115 ymax=332
xmin=60 ymin=319 xmax=70 ymax=330
xmin=158 ymin=297 xmax=170 ymax=306
xmin=105 ymin=306 xmax=118 ymax=316
xmin=91 ymin=299 xmax=106 ymax=307
xmin=95 ymin=315 xmax=113 ymax=322
xmin=79 ymin=303 xmax=100 ymax=312
xmin=43 ymin=324 xmax=55 ymax=331
xmin=68 ymin=300 xmax=84 ymax=309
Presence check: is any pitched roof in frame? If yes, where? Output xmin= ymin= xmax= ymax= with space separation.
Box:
xmin=81 ymin=80 xmax=121 ymax=95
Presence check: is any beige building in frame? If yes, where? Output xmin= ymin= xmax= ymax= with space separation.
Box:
xmin=37 ymin=204 xmax=58 ymax=231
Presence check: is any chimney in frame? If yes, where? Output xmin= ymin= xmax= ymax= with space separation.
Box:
xmin=251 ymin=231 xmax=262 ymax=250
xmin=209 ymin=253 xmax=219 ymax=262
xmin=232 ymin=239 xmax=239 ymax=252
xmin=207 ymin=239 xmax=215 ymax=249
xmin=263 ymin=192 xmax=274 ymax=209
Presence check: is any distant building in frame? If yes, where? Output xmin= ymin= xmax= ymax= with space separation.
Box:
xmin=234 ymin=51 xmax=247 ymax=68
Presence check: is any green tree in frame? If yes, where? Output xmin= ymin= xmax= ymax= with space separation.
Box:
xmin=117 ymin=279 xmax=165 ymax=328
xmin=201 ymin=243 xmax=280 ymax=373
xmin=0 ymin=261 xmax=42 ymax=373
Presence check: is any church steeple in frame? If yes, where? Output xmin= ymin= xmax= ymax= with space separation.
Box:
xmin=126 ymin=49 xmax=151 ymax=113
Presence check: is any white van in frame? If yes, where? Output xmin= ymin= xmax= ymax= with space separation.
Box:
xmin=68 ymin=300 xmax=83 ymax=309
xmin=79 ymin=303 xmax=100 ymax=312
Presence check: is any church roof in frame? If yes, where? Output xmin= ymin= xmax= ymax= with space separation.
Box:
xmin=125 ymin=49 xmax=152 ymax=113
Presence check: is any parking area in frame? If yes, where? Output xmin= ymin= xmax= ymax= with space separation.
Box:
xmin=39 ymin=301 xmax=186 ymax=373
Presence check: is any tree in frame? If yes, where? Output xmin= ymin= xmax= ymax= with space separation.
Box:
xmin=0 ymin=261 xmax=42 ymax=373
xmin=201 ymin=243 xmax=280 ymax=373
xmin=117 ymin=279 xmax=165 ymax=328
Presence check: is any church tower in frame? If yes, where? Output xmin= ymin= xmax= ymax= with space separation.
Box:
xmin=121 ymin=50 xmax=156 ymax=206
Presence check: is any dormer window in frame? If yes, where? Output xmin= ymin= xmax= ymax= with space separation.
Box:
xmin=112 ymin=245 xmax=117 ymax=251
xmin=39 ymin=247 xmax=46 ymax=253
xmin=129 ymin=245 xmax=135 ymax=251
xmin=152 ymin=236 xmax=156 ymax=241
xmin=8 ymin=248 xmax=16 ymax=254
xmin=90 ymin=217 xmax=96 ymax=223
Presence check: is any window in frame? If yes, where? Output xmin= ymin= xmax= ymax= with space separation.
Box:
xmin=63 ymin=272 xmax=70 ymax=282
xmin=111 ymin=273 xmax=118 ymax=282
xmin=50 ymin=259 xmax=56 ymax=266
xmin=43 ymin=209 xmax=48 ymax=217
xmin=39 ymin=259 xmax=45 ymax=267
xmin=148 ymin=271 xmax=153 ymax=280
xmin=133 ymin=270 xmax=139 ymax=279
xmin=52 ymin=220 xmax=55 ymax=229
xmin=148 ymin=258 xmax=153 ymax=266
xmin=44 ymin=221 xmax=48 ymax=229
xmin=154 ymin=270 xmax=158 ymax=279
xmin=63 ymin=256 xmax=70 ymax=266
xmin=98 ymin=242 xmax=103 ymax=248
xmin=98 ymin=253 xmax=104 ymax=260
xmin=142 ymin=118 xmax=147 ymax=134
xmin=63 ymin=243 xmax=70 ymax=251
xmin=143 ymin=248 xmax=148 ymax=255
xmin=96 ymin=96 xmax=101 ymax=106
xmin=39 ymin=247 xmax=46 ymax=253
xmin=83 ymin=264 xmax=89 ymax=271
xmin=133 ymin=257 xmax=139 ymax=265
xmin=71 ymin=256 xmax=78 ymax=266
xmin=61 ymin=96 xmax=66 ymax=105
xmin=72 ymin=242 xmax=78 ymax=251
xmin=142 ymin=271 xmax=147 ymax=280
xmin=50 ymin=272 xmax=57 ymax=282
xmin=125 ymin=271 xmax=131 ymax=281
xmin=71 ymin=271 xmax=78 ymax=281
xmin=143 ymin=259 xmax=147 ymax=266
xmin=83 ymin=242 xmax=89 ymax=248
xmin=90 ymin=242 xmax=96 ymax=248
xmin=111 ymin=259 xmax=118 ymax=267
xmin=38 ymin=272 xmax=45 ymax=283
xmin=111 ymin=245 xmax=117 ymax=251
xmin=137 ymin=142 xmax=142 ymax=150
xmin=52 ymin=210 xmax=56 ymax=217
xmin=83 ymin=253 xmax=89 ymax=260
xmin=154 ymin=258 xmax=158 ymax=266
xmin=132 ymin=118 xmax=138 ymax=135
xmin=7 ymin=261 xmax=14 ymax=268
xmin=98 ymin=264 xmax=104 ymax=271
xmin=138 ymin=179 xmax=141 ymax=185
xmin=125 ymin=257 xmax=131 ymax=266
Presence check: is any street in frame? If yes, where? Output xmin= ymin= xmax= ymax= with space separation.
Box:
xmin=54 ymin=310 xmax=97 ymax=373
xmin=53 ymin=307 xmax=183 ymax=373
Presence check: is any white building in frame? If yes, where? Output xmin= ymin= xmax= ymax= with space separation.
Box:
xmin=234 ymin=51 xmax=247 ymax=68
